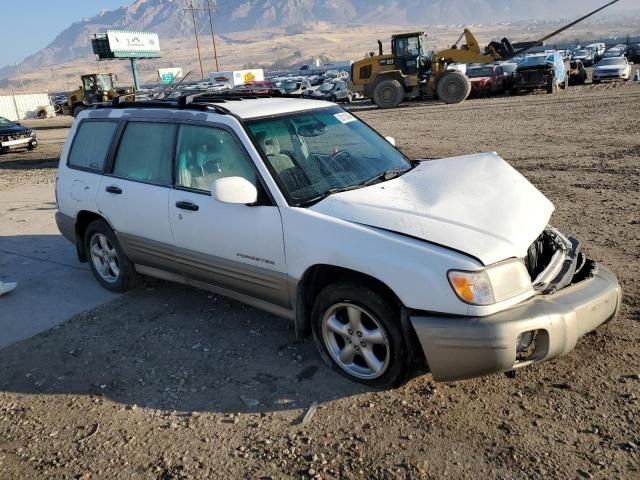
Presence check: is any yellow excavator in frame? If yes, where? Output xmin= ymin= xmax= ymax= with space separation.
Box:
xmin=61 ymin=73 xmax=135 ymax=117
xmin=350 ymin=0 xmax=619 ymax=108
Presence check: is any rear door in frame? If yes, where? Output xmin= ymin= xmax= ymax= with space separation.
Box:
xmin=96 ymin=120 xmax=177 ymax=270
xmin=167 ymin=123 xmax=289 ymax=308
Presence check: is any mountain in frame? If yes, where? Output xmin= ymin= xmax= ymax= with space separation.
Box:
xmin=1 ymin=0 xmax=634 ymax=77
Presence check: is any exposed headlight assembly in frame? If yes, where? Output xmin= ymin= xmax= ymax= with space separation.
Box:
xmin=448 ymin=259 xmax=532 ymax=306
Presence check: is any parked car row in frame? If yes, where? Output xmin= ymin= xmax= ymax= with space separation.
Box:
xmin=462 ymin=45 xmax=636 ymax=100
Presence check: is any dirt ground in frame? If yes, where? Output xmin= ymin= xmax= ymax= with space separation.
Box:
xmin=0 ymin=82 xmax=639 ymax=480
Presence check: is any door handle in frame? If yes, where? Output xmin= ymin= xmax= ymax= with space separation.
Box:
xmin=105 ymin=185 xmax=122 ymax=194
xmin=175 ymin=201 xmax=199 ymax=211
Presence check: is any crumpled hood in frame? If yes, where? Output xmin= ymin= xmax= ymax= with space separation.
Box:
xmin=310 ymin=152 xmax=554 ymax=265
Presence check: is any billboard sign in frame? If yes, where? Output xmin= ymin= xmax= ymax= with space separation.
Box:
xmin=209 ymin=69 xmax=264 ymax=87
xmin=106 ymin=30 xmax=160 ymax=58
xmin=158 ymin=68 xmax=183 ymax=85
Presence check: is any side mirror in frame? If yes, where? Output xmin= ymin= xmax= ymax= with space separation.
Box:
xmin=211 ymin=176 xmax=258 ymax=205
xmin=385 ymin=136 xmax=396 ymax=147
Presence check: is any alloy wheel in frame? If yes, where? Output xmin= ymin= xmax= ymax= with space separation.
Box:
xmin=321 ymin=303 xmax=390 ymax=379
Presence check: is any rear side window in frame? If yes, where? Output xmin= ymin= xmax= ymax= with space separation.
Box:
xmin=112 ymin=122 xmax=176 ymax=185
xmin=67 ymin=121 xmax=118 ymax=171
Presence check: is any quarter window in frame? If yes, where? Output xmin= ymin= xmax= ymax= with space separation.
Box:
xmin=112 ymin=122 xmax=176 ymax=185
xmin=68 ymin=121 xmax=118 ymax=171
xmin=175 ymin=125 xmax=256 ymax=192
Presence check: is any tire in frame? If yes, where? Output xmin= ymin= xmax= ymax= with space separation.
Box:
xmin=546 ymin=81 xmax=557 ymax=94
xmin=72 ymin=104 xmax=85 ymax=118
xmin=85 ymin=220 xmax=137 ymax=293
xmin=27 ymin=139 xmax=38 ymax=150
xmin=436 ymin=71 xmax=471 ymax=104
xmin=372 ymin=79 xmax=404 ymax=109
xmin=561 ymin=75 xmax=569 ymax=89
xmin=311 ymin=282 xmax=407 ymax=388
xmin=593 ymin=80 xmax=600 ymax=84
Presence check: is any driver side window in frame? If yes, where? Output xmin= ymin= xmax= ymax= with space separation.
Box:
xmin=175 ymin=125 xmax=256 ymax=192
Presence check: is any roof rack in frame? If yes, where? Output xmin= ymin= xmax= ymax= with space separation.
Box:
xmin=93 ymin=89 xmax=308 ymax=115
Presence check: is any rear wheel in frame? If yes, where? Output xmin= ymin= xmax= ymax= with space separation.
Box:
xmin=311 ymin=282 xmax=407 ymax=388
xmin=85 ymin=220 xmax=137 ymax=293
xmin=72 ymin=104 xmax=85 ymax=118
xmin=436 ymin=71 xmax=471 ymax=104
xmin=372 ymin=79 xmax=404 ymax=109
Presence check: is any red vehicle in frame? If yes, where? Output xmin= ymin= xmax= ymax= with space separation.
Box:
xmin=466 ymin=65 xmax=504 ymax=97
xmin=233 ymin=80 xmax=279 ymax=95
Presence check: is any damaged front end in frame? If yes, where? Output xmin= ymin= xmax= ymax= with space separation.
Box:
xmin=409 ymin=227 xmax=622 ymax=382
xmin=525 ymin=228 xmax=595 ymax=295
xmin=513 ymin=65 xmax=555 ymax=91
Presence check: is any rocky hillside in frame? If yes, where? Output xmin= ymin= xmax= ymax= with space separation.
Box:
xmin=1 ymin=0 xmax=634 ymax=78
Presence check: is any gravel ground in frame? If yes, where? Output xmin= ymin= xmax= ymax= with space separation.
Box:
xmin=0 ymin=83 xmax=639 ymax=479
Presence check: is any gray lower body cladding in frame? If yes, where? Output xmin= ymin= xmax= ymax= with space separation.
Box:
xmin=117 ymin=233 xmax=292 ymax=310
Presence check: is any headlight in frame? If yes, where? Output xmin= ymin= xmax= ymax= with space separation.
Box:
xmin=448 ymin=259 xmax=531 ymax=306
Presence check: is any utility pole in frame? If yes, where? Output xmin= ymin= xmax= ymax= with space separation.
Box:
xmin=186 ymin=0 xmax=205 ymax=79
xmin=206 ymin=0 xmax=221 ymax=71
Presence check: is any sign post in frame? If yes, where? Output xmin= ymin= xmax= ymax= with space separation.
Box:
xmin=91 ymin=30 xmax=161 ymax=90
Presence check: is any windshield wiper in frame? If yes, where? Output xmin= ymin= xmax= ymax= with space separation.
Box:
xmin=297 ymin=166 xmax=415 ymax=207
xmin=362 ymin=167 xmax=412 ymax=186
xmin=296 ymin=184 xmax=365 ymax=207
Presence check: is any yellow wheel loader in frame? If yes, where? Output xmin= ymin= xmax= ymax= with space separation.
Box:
xmin=62 ymin=73 xmax=135 ymax=117
xmin=350 ymin=0 xmax=619 ymax=108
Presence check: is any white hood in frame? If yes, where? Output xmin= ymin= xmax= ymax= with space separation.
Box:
xmin=310 ymin=152 xmax=554 ymax=265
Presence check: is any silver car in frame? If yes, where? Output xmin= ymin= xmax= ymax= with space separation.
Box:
xmin=592 ymin=57 xmax=631 ymax=83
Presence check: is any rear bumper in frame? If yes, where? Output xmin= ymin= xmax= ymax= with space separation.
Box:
xmin=410 ymin=264 xmax=621 ymax=382
xmin=55 ymin=211 xmax=76 ymax=244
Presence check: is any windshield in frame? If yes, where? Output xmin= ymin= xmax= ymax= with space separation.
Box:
xmin=96 ymin=75 xmax=113 ymax=91
xmin=518 ymin=55 xmax=553 ymax=67
xmin=598 ymin=58 xmax=626 ymax=66
xmin=282 ymin=81 xmax=301 ymax=91
xmin=467 ymin=67 xmax=494 ymax=78
xmin=247 ymin=106 xmax=412 ymax=206
xmin=0 ymin=117 xmax=16 ymax=127
xmin=318 ymin=83 xmax=335 ymax=92
xmin=574 ymin=50 xmax=589 ymax=56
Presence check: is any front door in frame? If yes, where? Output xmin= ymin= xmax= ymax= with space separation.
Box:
xmin=167 ymin=123 xmax=289 ymax=308
xmin=96 ymin=120 xmax=176 ymax=270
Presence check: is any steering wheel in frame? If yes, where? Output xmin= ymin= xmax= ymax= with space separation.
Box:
xmin=329 ymin=149 xmax=352 ymax=162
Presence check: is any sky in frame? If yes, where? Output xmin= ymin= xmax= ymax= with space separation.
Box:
xmin=0 ymin=0 xmax=131 ymax=67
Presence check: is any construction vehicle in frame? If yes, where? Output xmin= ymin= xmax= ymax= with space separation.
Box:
xmin=350 ymin=0 xmax=619 ymax=108
xmin=61 ymin=73 xmax=134 ymax=117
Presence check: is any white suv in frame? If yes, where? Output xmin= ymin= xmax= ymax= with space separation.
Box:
xmin=55 ymin=94 xmax=621 ymax=387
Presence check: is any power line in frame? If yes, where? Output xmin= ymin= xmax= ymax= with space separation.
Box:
xmin=187 ymin=0 xmax=222 ymax=72
xmin=184 ymin=0 xmax=205 ymax=79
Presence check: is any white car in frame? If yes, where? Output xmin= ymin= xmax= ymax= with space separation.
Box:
xmin=593 ymin=57 xmax=632 ymax=83
xmin=55 ymin=95 xmax=621 ymax=387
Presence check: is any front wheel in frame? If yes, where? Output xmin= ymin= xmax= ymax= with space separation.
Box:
xmin=85 ymin=220 xmax=137 ymax=293
xmin=436 ymin=71 xmax=471 ymax=104
xmin=311 ymin=282 xmax=407 ymax=388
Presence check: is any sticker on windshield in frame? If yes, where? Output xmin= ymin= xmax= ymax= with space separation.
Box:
xmin=334 ymin=112 xmax=356 ymax=124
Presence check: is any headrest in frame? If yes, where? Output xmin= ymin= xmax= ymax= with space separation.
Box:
xmin=264 ymin=137 xmax=280 ymax=156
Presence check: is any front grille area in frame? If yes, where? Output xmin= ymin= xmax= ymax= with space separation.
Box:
xmin=516 ymin=69 xmax=548 ymax=86
xmin=524 ymin=231 xmax=556 ymax=280
xmin=0 ymin=131 xmax=30 ymax=142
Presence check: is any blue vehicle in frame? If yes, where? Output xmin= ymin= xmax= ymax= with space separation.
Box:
xmin=512 ymin=52 xmax=568 ymax=95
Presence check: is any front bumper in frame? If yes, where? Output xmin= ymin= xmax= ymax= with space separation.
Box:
xmin=410 ymin=264 xmax=621 ymax=382
xmin=593 ymin=72 xmax=627 ymax=80
xmin=0 ymin=135 xmax=35 ymax=149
